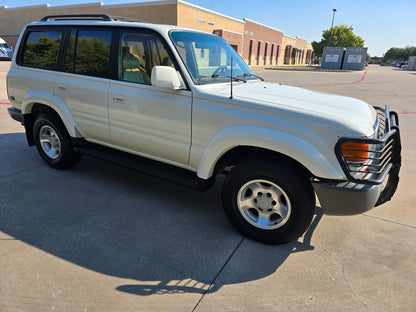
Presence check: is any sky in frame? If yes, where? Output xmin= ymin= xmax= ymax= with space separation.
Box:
xmin=3 ymin=0 xmax=416 ymax=57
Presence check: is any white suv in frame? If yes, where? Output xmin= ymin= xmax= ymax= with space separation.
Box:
xmin=0 ymin=37 xmax=13 ymax=60
xmin=7 ymin=15 xmax=401 ymax=244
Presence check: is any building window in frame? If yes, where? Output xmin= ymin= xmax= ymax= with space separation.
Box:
xmin=208 ymin=22 xmax=215 ymax=26
xmin=276 ymin=45 xmax=280 ymax=65
xmin=264 ymin=42 xmax=268 ymax=65
xmin=256 ymin=41 xmax=261 ymax=65
xmin=248 ymin=39 xmax=254 ymax=65
xmin=198 ymin=19 xmax=205 ymax=24
xmin=270 ymin=44 xmax=274 ymax=65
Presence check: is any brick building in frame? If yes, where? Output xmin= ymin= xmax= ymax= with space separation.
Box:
xmin=0 ymin=0 xmax=313 ymax=66
xmin=242 ymin=18 xmax=283 ymax=66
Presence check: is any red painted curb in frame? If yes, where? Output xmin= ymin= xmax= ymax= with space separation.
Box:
xmin=296 ymin=67 xmax=369 ymax=88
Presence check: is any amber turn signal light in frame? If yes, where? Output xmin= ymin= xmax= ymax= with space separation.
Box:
xmin=341 ymin=142 xmax=369 ymax=162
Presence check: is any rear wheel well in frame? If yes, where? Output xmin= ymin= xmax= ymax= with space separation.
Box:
xmin=24 ymin=103 xmax=60 ymax=146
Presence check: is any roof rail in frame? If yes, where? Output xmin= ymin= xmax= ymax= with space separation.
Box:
xmin=40 ymin=14 xmax=113 ymax=22
xmin=111 ymin=16 xmax=146 ymax=23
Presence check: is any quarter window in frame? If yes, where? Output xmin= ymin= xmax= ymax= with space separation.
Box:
xmin=22 ymin=30 xmax=63 ymax=69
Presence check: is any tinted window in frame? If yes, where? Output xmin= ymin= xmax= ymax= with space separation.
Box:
xmin=65 ymin=30 xmax=112 ymax=78
xmin=22 ymin=31 xmax=62 ymax=69
xmin=119 ymin=31 xmax=174 ymax=85
xmin=64 ymin=30 xmax=76 ymax=73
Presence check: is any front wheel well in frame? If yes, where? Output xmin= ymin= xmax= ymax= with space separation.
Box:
xmin=214 ymin=146 xmax=313 ymax=180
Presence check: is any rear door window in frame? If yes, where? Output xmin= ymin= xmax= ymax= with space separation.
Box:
xmin=64 ymin=29 xmax=112 ymax=79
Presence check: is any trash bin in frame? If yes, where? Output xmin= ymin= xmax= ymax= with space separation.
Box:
xmin=321 ymin=47 xmax=345 ymax=70
xmin=408 ymin=56 xmax=416 ymax=71
xmin=342 ymin=47 xmax=368 ymax=70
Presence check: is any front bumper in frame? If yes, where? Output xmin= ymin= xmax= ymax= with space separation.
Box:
xmin=313 ymin=181 xmax=383 ymax=215
xmin=313 ymin=105 xmax=401 ymax=216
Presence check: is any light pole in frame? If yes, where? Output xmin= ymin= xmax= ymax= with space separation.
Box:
xmin=328 ymin=8 xmax=337 ymax=47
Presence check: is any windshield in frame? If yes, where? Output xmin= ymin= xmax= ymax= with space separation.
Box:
xmin=170 ymin=31 xmax=254 ymax=84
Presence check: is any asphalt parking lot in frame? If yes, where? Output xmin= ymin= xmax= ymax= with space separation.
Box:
xmin=1 ymin=61 xmax=415 ymax=312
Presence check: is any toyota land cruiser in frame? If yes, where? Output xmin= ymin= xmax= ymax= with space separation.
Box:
xmin=7 ymin=15 xmax=401 ymax=244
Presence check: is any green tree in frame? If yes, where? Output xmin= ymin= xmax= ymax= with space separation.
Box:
xmin=312 ymin=25 xmax=365 ymax=57
xmin=382 ymin=46 xmax=416 ymax=62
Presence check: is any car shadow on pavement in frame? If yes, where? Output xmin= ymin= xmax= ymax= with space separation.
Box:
xmin=116 ymin=209 xmax=323 ymax=296
xmin=0 ymin=133 xmax=323 ymax=296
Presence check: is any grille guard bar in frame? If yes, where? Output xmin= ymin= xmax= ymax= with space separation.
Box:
xmin=335 ymin=105 xmax=402 ymax=206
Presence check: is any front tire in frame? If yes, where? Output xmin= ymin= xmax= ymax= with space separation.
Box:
xmin=222 ymin=160 xmax=315 ymax=244
xmin=33 ymin=113 xmax=82 ymax=169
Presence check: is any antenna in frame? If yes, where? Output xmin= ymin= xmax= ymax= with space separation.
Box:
xmin=230 ymin=56 xmax=233 ymax=99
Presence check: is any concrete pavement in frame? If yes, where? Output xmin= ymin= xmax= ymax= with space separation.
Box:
xmin=1 ymin=62 xmax=415 ymax=312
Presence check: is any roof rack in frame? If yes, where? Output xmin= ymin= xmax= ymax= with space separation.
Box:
xmin=40 ymin=14 xmax=113 ymax=22
xmin=111 ymin=16 xmax=146 ymax=23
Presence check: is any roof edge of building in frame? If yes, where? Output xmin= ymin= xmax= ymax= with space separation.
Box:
xmin=1 ymin=0 xmax=179 ymax=11
xmin=103 ymin=0 xmax=178 ymax=9
xmin=1 ymin=3 xmax=50 ymax=10
xmin=47 ymin=2 xmax=104 ymax=10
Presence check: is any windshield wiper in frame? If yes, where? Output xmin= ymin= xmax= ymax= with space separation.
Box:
xmin=237 ymin=73 xmax=264 ymax=81
xmin=198 ymin=74 xmax=247 ymax=83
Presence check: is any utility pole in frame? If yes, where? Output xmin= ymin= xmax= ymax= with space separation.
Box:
xmin=328 ymin=8 xmax=337 ymax=47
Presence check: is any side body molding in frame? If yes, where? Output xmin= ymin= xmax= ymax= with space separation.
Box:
xmin=196 ymin=125 xmax=345 ymax=180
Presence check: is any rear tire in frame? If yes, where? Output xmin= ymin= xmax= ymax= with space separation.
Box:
xmin=222 ymin=159 xmax=315 ymax=244
xmin=33 ymin=113 xmax=82 ymax=169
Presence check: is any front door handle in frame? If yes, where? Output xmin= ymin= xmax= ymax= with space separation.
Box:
xmin=112 ymin=96 xmax=126 ymax=103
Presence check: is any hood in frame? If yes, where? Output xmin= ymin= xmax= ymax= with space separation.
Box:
xmin=201 ymin=80 xmax=377 ymax=136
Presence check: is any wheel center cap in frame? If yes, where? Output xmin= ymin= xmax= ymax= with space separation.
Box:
xmin=258 ymin=198 xmax=271 ymax=210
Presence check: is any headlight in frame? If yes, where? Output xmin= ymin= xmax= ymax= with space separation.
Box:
xmin=335 ymin=106 xmax=400 ymax=185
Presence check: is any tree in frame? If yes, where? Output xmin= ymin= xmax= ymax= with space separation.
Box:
xmin=312 ymin=25 xmax=365 ymax=57
xmin=382 ymin=46 xmax=416 ymax=62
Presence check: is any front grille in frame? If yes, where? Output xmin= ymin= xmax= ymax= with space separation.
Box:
xmin=375 ymin=108 xmax=387 ymax=138
xmin=335 ymin=105 xmax=401 ymax=185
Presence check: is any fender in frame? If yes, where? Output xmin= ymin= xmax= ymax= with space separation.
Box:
xmin=196 ymin=125 xmax=345 ymax=180
xmin=22 ymin=90 xmax=79 ymax=137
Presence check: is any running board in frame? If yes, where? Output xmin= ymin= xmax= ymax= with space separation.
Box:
xmin=75 ymin=144 xmax=214 ymax=191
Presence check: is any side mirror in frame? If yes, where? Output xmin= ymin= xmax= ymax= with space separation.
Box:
xmin=151 ymin=66 xmax=181 ymax=90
